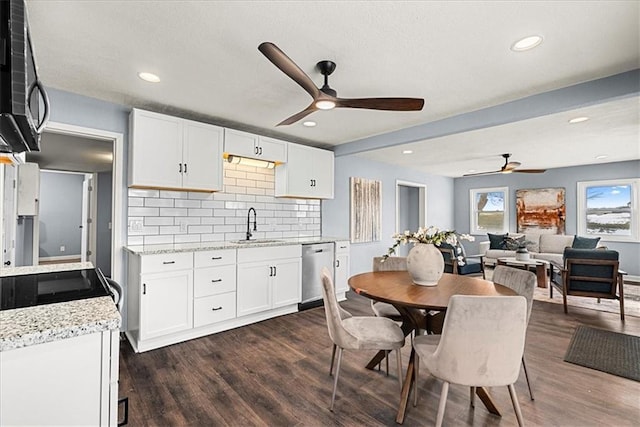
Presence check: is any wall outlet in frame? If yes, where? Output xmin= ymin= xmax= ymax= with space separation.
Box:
xmin=129 ymin=219 xmax=143 ymax=232
xmin=178 ymin=220 xmax=188 ymax=233
xmin=60 ymin=245 xmax=65 ymax=252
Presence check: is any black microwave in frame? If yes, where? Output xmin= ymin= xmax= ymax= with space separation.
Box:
xmin=0 ymin=0 xmax=49 ymax=154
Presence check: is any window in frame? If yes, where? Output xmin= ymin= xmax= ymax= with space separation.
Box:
xmin=470 ymin=187 xmax=509 ymax=235
xmin=577 ymin=178 xmax=639 ymax=242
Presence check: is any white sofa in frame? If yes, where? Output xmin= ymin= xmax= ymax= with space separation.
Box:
xmin=479 ymin=233 xmax=576 ymax=267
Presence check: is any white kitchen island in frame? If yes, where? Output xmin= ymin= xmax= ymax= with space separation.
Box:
xmin=0 ymin=262 xmax=122 ymax=426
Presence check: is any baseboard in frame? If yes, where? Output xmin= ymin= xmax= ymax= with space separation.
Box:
xmin=624 ymin=275 xmax=640 ymax=285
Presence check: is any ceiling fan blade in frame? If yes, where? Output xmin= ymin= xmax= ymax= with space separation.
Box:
xmin=258 ymin=42 xmax=320 ymax=99
xmin=513 ymin=169 xmax=547 ymax=174
xmin=276 ymin=103 xmax=318 ymax=126
xmin=335 ymin=97 xmax=424 ymax=111
xmin=462 ymin=170 xmax=501 ymax=177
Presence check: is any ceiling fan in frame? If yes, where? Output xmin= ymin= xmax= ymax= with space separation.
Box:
xmin=258 ymin=42 xmax=425 ymax=126
xmin=463 ymin=153 xmax=546 ymax=176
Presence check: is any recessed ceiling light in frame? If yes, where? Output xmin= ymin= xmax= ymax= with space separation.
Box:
xmin=302 ymin=121 xmax=317 ymax=127
xmin=138 ymin=72 xmax=160 ymax=83
xmin=595 ymin=155 xmax=608 ymax=160
xmin=402 ymin=150 xmax=413 ymax=154
xmin=568 ymin=116 xmax=589 ymax=124
xmin=511 ymin=35 xmax=543 ymax=52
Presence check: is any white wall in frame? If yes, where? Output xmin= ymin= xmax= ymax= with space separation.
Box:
xmin=322 ymin=155 xmax=454 ymax=275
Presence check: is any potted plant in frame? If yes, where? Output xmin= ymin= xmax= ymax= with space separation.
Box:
xmin=504 ymin=236 xmax=533 ymax=261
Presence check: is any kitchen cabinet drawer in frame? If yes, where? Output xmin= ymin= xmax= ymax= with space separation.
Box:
xmin=194 ymin=292 xmax=237 ymax=327
xmin=194 ymin=265 xmax=236 ymax=297
xmin=194 ymin=249 xmax=236 ymax=268
xmin=140 ymin=252 xmax=193 ymax=273
xmin=335 ymin=240 xmax=350 ymax=254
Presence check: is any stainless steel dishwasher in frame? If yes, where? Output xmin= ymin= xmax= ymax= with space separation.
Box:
xmin=300 ymin=242 xmax=335 ymax=310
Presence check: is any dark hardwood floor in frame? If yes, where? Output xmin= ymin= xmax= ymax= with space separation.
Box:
xmin=119 ymin=292 xmax=640 ymax=426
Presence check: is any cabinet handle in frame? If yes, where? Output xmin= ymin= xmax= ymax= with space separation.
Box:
xmin=143 ymin=283 xmax=146 ymax=295
xmin=179 ymin=163 xmax=182 ymax=173
xmin=162 ymin=261 xmax=176 ymax=265
xmin=274 ymin=266 xmax=277 ymax=277
xmin=336 ymin=259 xmax=340 ymax=268
xmin=211 ymin=306 xmax=223 ymax=311
xmin=211 ymin=256 xmax=222 ymax=260
xmin=310 ymin=179 xmax=316 ymax=187
xmin=258 ymin=146 xmax=263 ymax=155
xmin=184 ymin=163 xmax=187 ymax=173
xmin=254 ymin=146 xmax=259 ymax=155
xmin=339 ymin=246 xmax=347 ymax=249
xmin=211 ymin=279 xmax=222 ymax=283
xmin=269 ymin=266 xmax=273 ymax=277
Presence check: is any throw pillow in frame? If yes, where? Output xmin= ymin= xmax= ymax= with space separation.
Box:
xmin=572 ymin=236 xmax=601 ymax=249
xmin=488 ymin=233 xmax=508 ymax=250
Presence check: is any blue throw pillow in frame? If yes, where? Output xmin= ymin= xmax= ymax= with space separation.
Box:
xmin=572 ymin=236 xmax=600 ymax=249
xmin=488 ymin=233 xmax=508 ymax=250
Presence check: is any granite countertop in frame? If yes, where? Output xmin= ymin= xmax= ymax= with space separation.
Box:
xmin=125 ymin=236 xmax=349 ymax=255
xmin=0 ymin=263 xmax=121 ymax=352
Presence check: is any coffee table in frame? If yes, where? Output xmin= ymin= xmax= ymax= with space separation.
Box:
xmin=497 ymin=257 xmax=549 ymax=288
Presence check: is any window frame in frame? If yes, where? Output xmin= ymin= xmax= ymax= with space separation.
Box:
xmin=469 ymin=186 xmax=509 ymax=235
xmin=577 ymin=178 xmax=639 ymax=243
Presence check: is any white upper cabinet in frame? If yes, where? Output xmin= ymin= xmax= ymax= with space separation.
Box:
xmin=129 ymin=109 xmax=223 ymax=192
xmin=224 ymin=129 xmax=287 ymax=163
xmin=275 ymin=143 xmax=334 ymax=199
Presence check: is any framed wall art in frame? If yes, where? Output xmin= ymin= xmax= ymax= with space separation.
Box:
xmin=350 ymin=177 xmax=382 ymax=243
xmin=516 ymin=187 xmax=566 ymax=234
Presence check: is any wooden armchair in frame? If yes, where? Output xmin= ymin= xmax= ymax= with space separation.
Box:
xmin=438 ymin=243 xmax=484 ymax=277
xmin=549 ymin=248 xmax=625 ymax=321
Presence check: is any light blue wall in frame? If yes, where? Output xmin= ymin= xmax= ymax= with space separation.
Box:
xmin=322 ymin=155 xmax=454 ymax=275
xmin=38 ymin=171 xmax=84 ymax=258
xmin=454 ymin=160 xmax=640 ymax=275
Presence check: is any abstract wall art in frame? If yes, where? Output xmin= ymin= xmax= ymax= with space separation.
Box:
xmin=350 ymin=177 xmax=382 ymax=243
xmin=516 ymin=187 xmax=566 ymax=234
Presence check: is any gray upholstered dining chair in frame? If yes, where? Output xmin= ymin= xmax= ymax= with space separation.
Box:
xmin=370 ymin=256 xmax=407 ymax=321
xmin=413 ymin=295 xmax=528 ymax=427
xmin=492 ymin=265 xmax=537 ymax=400
xmin=320 ymin=268 xmax=405 ymax=411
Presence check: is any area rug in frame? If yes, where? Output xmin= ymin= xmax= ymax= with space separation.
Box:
xmin=564 ymin=325 xmax=640 ymax=382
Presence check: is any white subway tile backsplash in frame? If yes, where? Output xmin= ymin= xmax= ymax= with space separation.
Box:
xmin=129 ymin=207 xmax=160 ymax=217
xmin=145 ymin=217 xmax=174 ymax=226
xmin=127 ymin=163 xmax=322 ymax=244
xmin=145 ymin=198 xmax=174 ymax=208
xmin=128 ymin=197 xmax=144 ymax=207
xmin=174 ymin=199 xmax=202 ymax=208
xmin=160 ymin=207 xmax=188 ymax=217
xmin=129 ymin=189 xmax=159 ymax=198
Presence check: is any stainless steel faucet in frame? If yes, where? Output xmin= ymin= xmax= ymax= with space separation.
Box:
xmin=246 ymin=207 xmax=257 ymax=240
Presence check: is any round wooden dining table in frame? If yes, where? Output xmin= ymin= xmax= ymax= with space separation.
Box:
xmin=348 ymin=271 xmax=518 ymax=424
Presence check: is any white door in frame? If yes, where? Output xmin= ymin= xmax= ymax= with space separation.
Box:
xmin=334 ymin=253 xmax=350 ymax=294
xmin=140 ymin=270 xmax=193 ymax=340
xmin=271 ymin=258 xmax=301 ymax=308
xmin=182 ymin=120 xmax=223 ymax=191
xmin=312 ymin=148 xmax=334 ymax=199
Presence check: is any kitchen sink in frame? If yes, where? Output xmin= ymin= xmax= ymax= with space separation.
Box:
xmin=232 ymin=239 xmax=283 ymax=244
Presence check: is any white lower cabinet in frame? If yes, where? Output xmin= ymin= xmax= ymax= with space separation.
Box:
xmin=139 ymin=269 xmax=193 ymax=340
xmin=237 ymin=245 xmax=302 ymax=318
xmin=126 ymin=245 xmax=302 ymax=352
xmin=334 ymin=240 xmax=350 ymax=298
xmin=0 ymin=330 xmax=120 ymax=426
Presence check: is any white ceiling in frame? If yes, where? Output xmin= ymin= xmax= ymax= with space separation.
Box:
xmin=25 ymin=1 xmax=639 ymax=177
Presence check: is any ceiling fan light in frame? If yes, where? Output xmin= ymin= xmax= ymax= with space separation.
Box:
xmin=402 ymin=150 xmax=413 ymax=154
xmin=302 ymin=121 xmax=317 ymax=127
xmin=227 ymin=155 xmax=275 ymax=169
xmin=511 ymin=35 xmax=543 ymax=52
xmin=315 ymin=100 xmax=336 ymax=110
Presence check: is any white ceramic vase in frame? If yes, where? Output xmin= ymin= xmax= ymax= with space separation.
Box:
xmin=406 ymin=243 xmax=444 ymax=286
xmin=515 ymin=247 xmax=530 ymax=261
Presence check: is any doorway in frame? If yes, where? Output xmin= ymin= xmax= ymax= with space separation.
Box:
xmin=395 ymin=180 xmax=427 ymax=256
